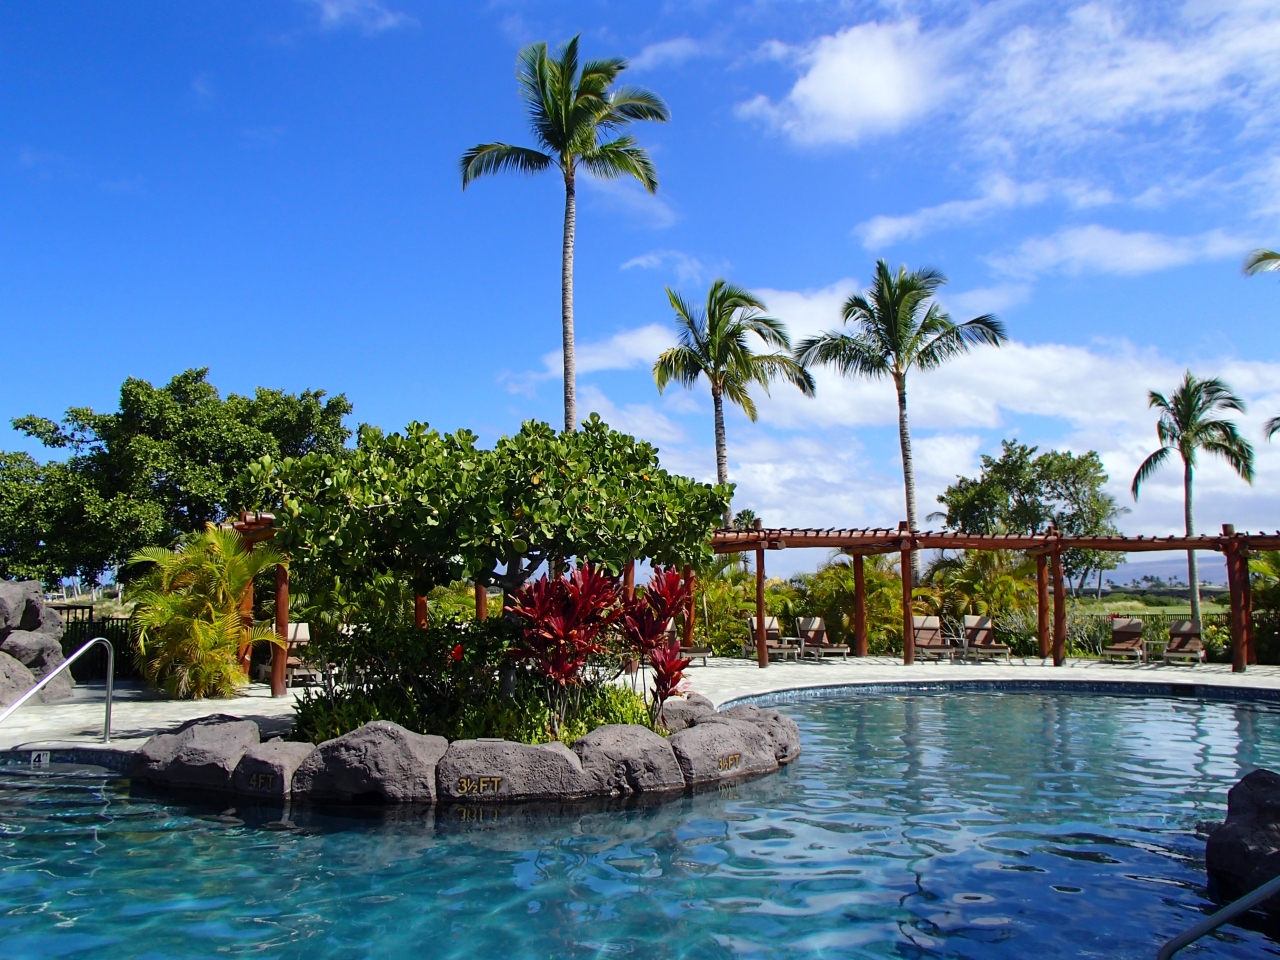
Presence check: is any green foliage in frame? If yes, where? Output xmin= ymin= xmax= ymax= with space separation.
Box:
xmin=290 ymin=612 xmax=649 ymax=745
xmin=918 ymin=549 xmax=1036 ymax=624
xmin=5 ymin=368 xmax=350 ymax=584
xmin=126 ymin=524 xmax=285 ymax=699
xmin=256 ymin=415 xmax=730 ymax=604
xmin=937 ymin=440 xmax=1124 ymax=589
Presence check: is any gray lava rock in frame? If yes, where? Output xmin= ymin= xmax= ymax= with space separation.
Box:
xmin=292 ymin=721 xmax=447 ymax=804
xmin=0 ymin=581 xmax=43 ymax=632
xmin=0 ymin=630 xmax=73 ymax=701
xmin=1207 ymin=769 xmax=1280 ymax=907
xmin=132 ymin=716 xmax=261 ymax=791
xmin=0 ymin=582 xmax=71 ymax=702
xmin=437 ymin=738 xmax=596 ymax=802
xmin=0 ymin=651 xmax=37 ymax=709
xmin=668 ymin=717 xmax=777 ymax=785
xmin=685 ymin=692 xmax=716 ymax=710
xmin=572 ymin=724 xmax=685 ymax=796
xmin=656 ymin=696 xmax=715 ymax=733
xmin=719 ymin=704 xmax=802 ymax=764
xmin=233 ymin=741 xmax=317 ymax=800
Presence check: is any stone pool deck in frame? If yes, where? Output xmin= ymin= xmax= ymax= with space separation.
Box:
xmin=4 ymin=656 xmax=1280 ymax=759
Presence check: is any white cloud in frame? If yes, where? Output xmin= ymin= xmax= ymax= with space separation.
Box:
xmin=988 ymin=225 xmax=1247 ymax=277
xmin=630 ymin=38 xmax=704 ymax=71
xmin=579 ymin=385 xmax=686 ymax=445
xmin=303 ymin=0 xmax=414 ymax=33
xmin=946 ymin=284 xmax=1031 ymax=315
xmin=738 ymin=20 xmax=950 ymax=145
xmin=622 ymin=249 xmax=711 ymax=284
xmin=855 ymin=176 xmax=1113 ymax=248
xmin=504 ymin=324 xmax=675 ymax=394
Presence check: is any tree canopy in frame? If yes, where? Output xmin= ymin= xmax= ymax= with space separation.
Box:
xmin=2 ymin=368 xmax=351 ymax=583
xmin=254 ymin=414 xmax=731 ymax=608
xmin=935 ymin=440 xmax=1125 ymax=591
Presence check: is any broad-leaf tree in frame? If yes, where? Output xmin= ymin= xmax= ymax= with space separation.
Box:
xmin=797 ymin=260 xmax=1006 ymax=576
xmin=461 ymin=36 xmax=669 ymax=433
xmin=5 ymin=368 xmax=351 ymax=585
xmin=1131 ymin=372 xmax=1254 ymax=620
xmin=653 ymin=280 xmax=814 ymax=521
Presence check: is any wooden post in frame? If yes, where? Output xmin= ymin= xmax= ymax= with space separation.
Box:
xmin=1036 ymin=553 xmax=1050 ymax=660
xmin=853 ymin=553 xmax=867 ymax=657
xmin=1051 ymin=548 xmax=1066 ymax=666
xmin=238 ymin=546 xmax=255 ymax=676
xmin=1246 ymin=558 xmax=1256 ymax=666
xmin=682 ymin=565 xmax=696 ymax=649
xmin=1226 ymin=537 xmax=1246 ymax=674
xmin=623 ymin=561 xmax=636 ymax=601
xmin=475 ymin=581 xmax=488 ymax=621
xmin=271 ymin=565 xmax=288 ymax=697
xmin=900 ymin=526 xmax=915 ymax=666
xmin=755 ymin=543 xmax=767 ymax=669
xmin=414 ymin=593 xmax=428 ymax=629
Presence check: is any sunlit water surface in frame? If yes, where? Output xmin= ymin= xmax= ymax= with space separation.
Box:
xmin=4 ymin=691 xmax=1280 ymax=959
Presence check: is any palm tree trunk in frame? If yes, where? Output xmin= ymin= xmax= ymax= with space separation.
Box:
xmin=894 ymin=373 xmax=921 ymax=579
xmin=561 ymin=167 xmax=577 ymax=433
xmin=712 ymin=385 xmax=731 ymax=525
xmin=1184 ymin=459 xmax=1202 ymax=621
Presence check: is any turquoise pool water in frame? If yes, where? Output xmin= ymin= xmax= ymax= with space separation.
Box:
xmin=4 ymin=691 xmax=1280 ymax=959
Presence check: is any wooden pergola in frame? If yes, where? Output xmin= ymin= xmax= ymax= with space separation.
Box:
xmin=714 ymin=521 xmax=1280 ymax=674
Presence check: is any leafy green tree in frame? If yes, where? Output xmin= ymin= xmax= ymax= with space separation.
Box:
xmin=461 ymin=36 xmax=669 ymax=433
xmin=6 ymin=368 xmax=350 ymax=585
xmin=936 ymin=440 xmax=1126 ymax=593
xmin=127 ymin=524 xmax=285 ymax=699
xmin=1132 ymin=372 xmax=1254 ymax=620
xmin=797 ymin=261 xmax=1006 ymax=576
xmin=0 ymin=453 xmax=58 ymax=582
xmin=653 ymin=280 xmax=814 ymax=519
xmin=256 ymin=416 xmax=730 ymax=612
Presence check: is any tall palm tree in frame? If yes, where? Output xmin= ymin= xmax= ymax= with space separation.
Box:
xmin=653 ymin=280 xmax=815 ymax=521
xmin=796 ymin=260 xmax=1007 ymax=577
xmin=461 ymin=36 xmax=669 ymax=433
xmin=1131 ymin=372 xmax=1254 ymax=621
xmin=1245 ymin=249 xmax=1280 ymax=276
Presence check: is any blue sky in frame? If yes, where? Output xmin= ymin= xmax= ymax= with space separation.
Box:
xmin=3 ymin=0 xmax=1279 ymax=580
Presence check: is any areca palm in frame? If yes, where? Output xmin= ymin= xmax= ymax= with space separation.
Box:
xmin=461 ymin=35 xmax=669 ymax=433
xmin=127 ymin=524 xmax=285 ymax=698
xmin=1131 ymin=372 xmax=1254 ymax=621
xmin=796 ymin=260 xmax=1007 ymax=577
xmin=653 ymin=280 xmax=815 ymax=521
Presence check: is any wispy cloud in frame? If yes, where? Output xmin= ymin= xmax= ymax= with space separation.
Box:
xmin=302 ymin=0 xmax=414 ymax=34
xmin=582 ymin=177 xmax=676 ymax=228
xmin=855 ymin=175 xmax=1113 ymax=248
xmin=503 ymin=325 xmax=675 ymax=395
xmin=579 ymin=385 xmax=686 ymax=445
xmin=622 ymin=249 xmax=713 ymax=285
xmin=987 ymin=225 xmax=1248 ymax=278
xmin=630 ymin=37 xmax=705 ymax=72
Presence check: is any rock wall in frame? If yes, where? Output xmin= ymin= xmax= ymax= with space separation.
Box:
xmin=131 ymin=697 xmax=802 ymax=806
xmin=0 ymin=581 xmax=71 ymax=708
xmin=1206 ymin=768 xmax=1280 ymax=912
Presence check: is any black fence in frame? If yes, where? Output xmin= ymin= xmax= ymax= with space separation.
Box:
xmin=53 ymin=606 xmax=142 ymax=681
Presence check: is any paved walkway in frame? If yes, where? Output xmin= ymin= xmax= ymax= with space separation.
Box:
xmin=4 ymin=657 xmax=1280 ymax=756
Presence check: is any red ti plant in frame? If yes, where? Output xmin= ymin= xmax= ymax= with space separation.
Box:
xmin=621 ymin=566 xmax=693 ymax=726
xmin=506 ymin=563 xmax=622 ymax=735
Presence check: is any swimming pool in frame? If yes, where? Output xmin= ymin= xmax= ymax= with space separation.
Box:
xmin=4 ymin=690 xmax=1280 ymax=958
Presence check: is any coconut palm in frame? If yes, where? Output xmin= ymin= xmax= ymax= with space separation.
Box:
xmin=461 ymin=36 xmax=669 ymax=433
xmin=796 ymin=260 xmax=1007 ymax=577
xmin=1244 ymin=249 xmax=1280 ymax=276
xmin=1131 ymin=372 xmax=1254 ymax=621
xmin=653 ymin=280 xmax=815 ymax=521
xmin=127 ymin=524 xmax=285 ymax=698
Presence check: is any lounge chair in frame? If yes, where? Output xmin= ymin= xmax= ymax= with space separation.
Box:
xmin=914 ymin=616 xmax=956 ymax=662
xmin=253 ymin=622 xmax=323 ymax=686
xmin=744 ymin=616 xmax=799 ymax=661
xmin=663 ymin=619 xmax=711 ymax=666
xmin=1103 ymin=618 xmax=1145 ymax=662
xmin=962 ymin=615 xmax=1011 ymax=662
xmin=1164 ymin=620 xmax=1206 ymax=665
xmin=796 ymin=616 xmax=849 ymax=660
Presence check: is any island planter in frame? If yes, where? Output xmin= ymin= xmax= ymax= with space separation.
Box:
xmin=129 ymin=698 xmax=802 ymax=807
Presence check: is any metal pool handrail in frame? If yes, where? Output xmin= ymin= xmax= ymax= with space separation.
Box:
xmin=1158 ymin=872 xmax=1280 ymax=959
xmin=0 ymin=637 xmax=114 ymax=743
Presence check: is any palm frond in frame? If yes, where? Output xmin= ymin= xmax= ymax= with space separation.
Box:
xmin=579 ymin=136 xmax=659 ymax=192
xmin=1244 ymin=248 xmax=1280 ymax=275
xmin=1266 ymin=415 xmax=1280 ymax=440
xmin=796 ymin=332 xmax=891 ymax=378
xmin=460 ymin=143 xmax=554 ymax=188
xmin=1131 ymin=446 xmax=1171 ymax=499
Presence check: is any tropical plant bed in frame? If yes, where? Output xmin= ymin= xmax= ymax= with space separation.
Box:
xmin=129 ymin=697 xmax=801 ymax=806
